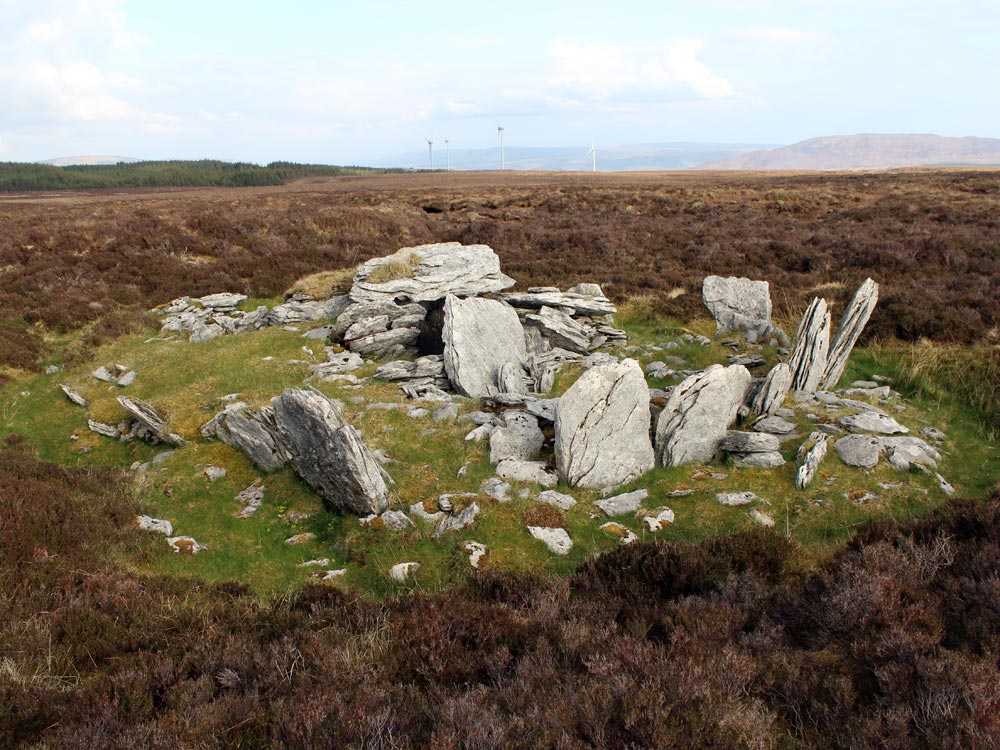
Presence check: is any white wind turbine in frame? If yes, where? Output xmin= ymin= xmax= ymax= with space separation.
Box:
xmin=426 ymin=139 xmax=434 ymax=169
xmin=587 ymin=137 xmax=597 ymax=173
xmin=445 ymin=138 xmax=451 ymax=170
xmin=498 ymin=125 xmax=505 ymax=170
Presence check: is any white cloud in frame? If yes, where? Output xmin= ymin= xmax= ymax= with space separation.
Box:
xmin=544 ymin=38 xmax=738 ymax=103
xmin=730 ymin=26 xmax=832 ymax=46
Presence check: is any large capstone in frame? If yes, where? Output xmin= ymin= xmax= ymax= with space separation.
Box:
xmin=442 ymin=295 xmax=527 ymax=398
xmin=272 ymin=388 xmax=390 ymax=516
xmin=702 ymin=275 xmax=772 ymax=340
xmin=788 ymin=298 xmax=831 ymax=392
xmin=555 ymin=359 xmax=654 ymax=489
xmin=655 ymin=364 xmax=752 ymax=467
xmin=821 ymin=278 xmax=879 ymax=389
xmin=350 ymin=243 xmax=515 ymax=303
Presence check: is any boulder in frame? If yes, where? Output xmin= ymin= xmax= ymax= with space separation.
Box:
xmin=267 ymin=296 xmax=350 ymax=326
xmin=655 ymin=364 xmax=752 ymax=467
xmin=442 ymin=295 xmax=527 ymax=398
xmin=822 ymin=278 xmax=879 ymax=389
xmin=527 ymin=526 xmax=573 ymax=555
xmin=555 ymin=359 xmax=654 ymax=489
xmin=702 ymin=275 xmax=772 ymax=339
xmin=489 ymin=412 xmax=544 ymax=464
xmin=197 ymin=292 xmax=246 ymax=311
xmin=835 ymin=434 xmax=882 ymax=469
xmin=524 ymin=306 xmax=593 ymax=354
xmin=750 ymin=363 xmax=792 ymax=417
xmin=201 ymin=403 xmax=288 ymax=473
xmin=788 ymin=298 xmax=831 ymax=392
xmin=136 ymin=515 xmax=173 ymax=535
xmin=716 ymin=491 xmax=760 ymax=506
xmin=88 ymin=419 xmax=121 ymax=439
xmin=720 ymin=431 xmax=785 ymax=468
xmin=795 ymin=432 xmax=829 ymax=489
xmin=272 ymin=388 xmax=391 ymax=516
xmin=753 ymin=416 xmax=797 ymax=435
xmin=381 ymin=509 xmax=417 ymax=532
xmin=536 ymin=490 xmax=577 ymax=510
xmin=880 ymin=436 xmax=941 ymax=470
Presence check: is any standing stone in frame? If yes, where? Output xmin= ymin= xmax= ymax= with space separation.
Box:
xmin=442 ymin=295 xmax=527 ymax=398
xmin=702 ymin=275 xmax=772 ymax=339
xmin=273 ymin=388 xmax=390 ymax=516
xmin=655 ymin=364 xmax=752 ymax=467
xmin=788 ymin=298 xmax=831 ymax=392
xmin=490 ymin=412 xmax=544 ymax=464
xmin=795 ymin=432 xmax=829 ymax=489
xmin=822 ymin=278 xmax=879 ymax=389
xmin=750 ymin=363 xmax=792 ymax=417
xmin=555 ymin=359 xmax=654 ymax=489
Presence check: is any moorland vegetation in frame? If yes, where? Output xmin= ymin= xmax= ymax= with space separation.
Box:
xmin=0 ymin=170 xmax=998 ymax=748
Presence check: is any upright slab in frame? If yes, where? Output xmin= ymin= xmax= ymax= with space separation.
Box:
xmin=442 ymin=295 xmax=528 ymax=398
xmin=788 ymin=298 xmax=831 ymax=392
xmin=822 ymin=278 xmax=879 ymax=389
xmin=702 ymin=275 xmax=773 ymax=339
xmin=555 ymin=359 xmax=654 ymax=489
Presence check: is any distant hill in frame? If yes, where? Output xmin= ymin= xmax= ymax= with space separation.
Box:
xmin=42 ymin=155 xmax=140 ymax=166
xmin=699 ymin=134 xmax=1000 ymax=170
xmin=370 ymin=142 xmax=777 ymax=172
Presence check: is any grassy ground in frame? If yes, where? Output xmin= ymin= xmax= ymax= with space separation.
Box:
xmin=1 ymin=303 xmax=995 ymax=599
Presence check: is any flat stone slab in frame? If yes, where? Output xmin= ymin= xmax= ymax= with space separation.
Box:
xmin=835 ymin=434 xmax=882 ymax=469
xmin=595 ymin=489 xmax=648 ymax=517
xmin=495 ymin=460 xmax=558 ymax=487
xmin=716 ymin=491 xmax=760 ymax=506
xmin=837 ymin=412 xmax=908 ymax=435
xmin=527 ymin=526 xmax=573 ymax=555
xmin=536 ymin=490 xmax=577 ymax=510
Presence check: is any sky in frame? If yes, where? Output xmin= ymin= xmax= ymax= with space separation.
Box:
xmin=1 ymin=0 xmax=998 ymax=164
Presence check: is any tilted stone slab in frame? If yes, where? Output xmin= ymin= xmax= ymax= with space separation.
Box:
xmin=655 ymin=364 xmax=752 ymax=467
xmin=702 ymin=275 xmax=772 ymax=339
xmin=442 ymin=295 xmax=527 ymax=398
xmin=350 ymin=243 xmax=515 ymax=303
xmin=750 ymin=363 xmax=792 ymax=417
xmin=272 ymin=388 xmax=390 ymax=516
xmin=555 ymin=359 xmax=654 ymax=489
xmin=788 ymin=298 xmax=831 ymax=392
xmin=202 ymin=403 xmax=288 ymax=473
xmin=502 ymin=290 xmax=617 ymax=317
xmin=117 ymin=396 xmax=185 ymax=446
xmin=795 ymin=432 xmax=829 ymax=488
xmin=822 ymin=278 xmax=879 ymax=390
xmin=524 ymin=306 xmax=593 ymax=355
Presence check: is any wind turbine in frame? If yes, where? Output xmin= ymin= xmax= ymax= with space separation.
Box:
xmin=587 ymin=137 xmax=597 ymax=173
xmin=498 ymin=125 xmax=505 ymax=170
xmin=445 ymin=138 xmax=451 ymax=170
xmin=426 ymin=139 xmax=434 ymax=169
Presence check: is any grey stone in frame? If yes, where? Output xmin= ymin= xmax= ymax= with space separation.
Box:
xmin=643 ymin=507 xmax=676 ymax=532
xmin=464 ymin=424 xmax=494 ymax=442
xmin=595 ymin=489 xmax=648 ymax=517
xmin=732 ymin=452 xmax=786 ymax=468
xmin=750 ymin=363 xmax=792 ymax=417
xmin=720 ymin=431 xmax=781 ymax=454
xmin=567 ymin=282 xmax=605 ymax=297
xmin=302 ymin=325 xmax=336 ymax=340
xmin=480 ymin=477 xmax=512 ymax=502
xmin=267 ymin=296 xmax=350 ymax=326
xmin=835 ymin=434 xmax=882 ymax=469
xmin=390 ymin=562 xmax=420 ymax=582
xmin=197 ymin=292 xmax=247 ymax=311
xmin=527 ymin=526 xmax=573 ymax=555
xmin=555 ymin=359 xmax=654 ymax=489
xmin=273 ymin=388 xmax=391 ymax=516
xmin=716 ymin=491 xmax=760 ymax=506
xmin=795 ymin=432 xmax=829 ymax=489
xmin=116 ymin=370 xmax=136 ymax=387
xmin=376 ymin=355 xmax=446 ymax=383
xmin=432 ymin=404 xmax=460 ymax=421
xmin=490 ymin=412 xmax=544 ymax=464
xmin=749 ymin=508 xmax=775 ymax=527
xmin=407 ymin=407 xmax=429 ymax=418
xmin=788 ymin=298 xmax=831 ymax=392
xmin=921 ymin=427 xmax=946 ymax=442
xmin=236 ymin=485 xmax=265 ymax=518
xmin=203 ymin=465 xmax=227 ymax=482
xmin=59 ymin=384 xmax=89 ymax=407
xmin=136 ymin=515 xmax=173 ymax=535
xmin=189 ymin=322 xmax=225 ymax=343
xmin=754 ymin=416 xmax=797 ymax=435
xmin=496 ymin=361 xmax=531 ymax=395
xmin=409 ymin=502 xmax=444 ymax=524
xmin=381 ymin=509 xmax=416 ymax=532
xmin=655 ymin=364 xmax=752 ymax=467
xmin=495 ymin=460 xmax=557 ymax=487
xmin=45 ymin=364 xmax=61 ymax=375
xmin=837 ymin=412 xmax=908 ymax=435
xmin=201 ymin=403 xmax=287 ymax=473
xmin=117 ymin=396 xmax=185 ymax=446
xmin=346 ymin=326 xmax=420 ymax=357
xmin=442 ymin=295 xmax=527 ymax=398
xmin=167 ymin=536 xmax=206 ymax=554
xmin=525 ymin=306 xmax=593 ymax=354
xmin=701 ymin=276 xmax=771 ymax=336
xmin=822 ymin=278 xmax=879 ymax=389
xmin=503 ymin=290 xmax=616 ymax=317
xmin=841 ymin=386 xmax=892 ymax=400
xmin=350 ymin=243 xmax=515 ymax=303
xmin=433 ymin=502 xmax=480 ymax=539
xmin=880 ymin=436 xmax=941 ymax=470
xmin=645 ymin=361 xmax=674 ymax=380
xmin=92 ymin=365 xmax=117 ymax=382
xmin=522 ymin=398 xmax=559 ymax=423
xmin=88 ymin=419 xmax=121 ymax=439
xmin=536 ymin=490 xmax=577 ymax=510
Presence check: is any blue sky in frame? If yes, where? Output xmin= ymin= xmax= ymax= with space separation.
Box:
xmin=1 ymin=0 xmax=998 ymax=163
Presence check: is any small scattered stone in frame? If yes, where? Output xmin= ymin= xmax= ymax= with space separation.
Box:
xmin=285 ymin=533 xmax=316 ymax=545
xmin=297 ymin=558 xmax=331 ymax=567
xmin=528 ymin=526 xmax=573 ymax=555
xmin=595 ymin=489 xmax=648 ymax=517
xmin=464 ymin=541 xmax=488 ymax=568
xmin=837 ymin=412 xmax=908 ymax=435
xmin=748 ymin=508 xmax=775 ymax=527
xmin=136 ymin=515 xmax=173 ymax=535
xmin=92 ymin=365 xmax=117 ymax=382
xmin=642 ymin=507 xmax=675 ymax=532
xmin=409 ymin=501 xmax=444 ymax=523
xmin=390 ymin=562 xmax=420 ymax=582
xmin=203 ymin=466 xmax=227 ymax=482
xmin=45 ymin=364 xmax=61 ymax=375
xmin=236 ymin=485 xmax=264 ymax=517
xmin=59 ymin=384 xmax=89 ymax=407
xmin=407 ymin=407 xmax=430 ymax=419
xmin=536 ymin=490 xmax=577 ymax=510
xmin=433 ymin=503 xmax=480 ymax=539
xmin=314 ymin=569 xmax=347 ymax=581
xmin=845 ymin=490 xmax=877 ymax=504
xmin=599 ymin=522 xmax=638 ymax=544
xmin=716 ymin=491 xmax=759 ymax=507
xmin=921 ymin=427 xmax=946 ymax=442
xmin=116 ymin=370 xmax=137 ymax=387
xmin=167 ymin=536 xmax=206 ymax=554
xmin=432 ymin=404 xmax=460 ymax=421
xmin=495 ymin=460 xmax=557 ymax=487
xmin=753 ymin=416 xmax=796 ymax=435
xmin=480 ymin=477 xmax=512 ymax=502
